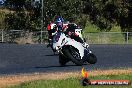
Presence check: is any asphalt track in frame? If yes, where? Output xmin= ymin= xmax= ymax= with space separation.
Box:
xmin=0 ymin=44 xmax=132 ymax=75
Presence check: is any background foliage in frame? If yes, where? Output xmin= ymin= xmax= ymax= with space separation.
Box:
xmin=0 ymin=0 xmax=132 ymax=32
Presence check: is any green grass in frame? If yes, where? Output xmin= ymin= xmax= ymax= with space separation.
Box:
xmin=83 ymin=32 xmax=127 ymax=44
xmin=9 ymin=74 xmax=132 ymax=88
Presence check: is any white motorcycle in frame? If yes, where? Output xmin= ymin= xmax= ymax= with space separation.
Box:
xmin=52 ymin=31 xmax=97 ymax=66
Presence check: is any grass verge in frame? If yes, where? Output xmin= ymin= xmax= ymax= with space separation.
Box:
xmin=9 ymin=74 xmax=132 ymax=88
xmin=0 ymin=68 xmax=130 ymax=88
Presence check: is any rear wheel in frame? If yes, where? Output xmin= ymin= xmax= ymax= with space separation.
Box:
xmin=87 ymin=53 xmax=97 ymax=64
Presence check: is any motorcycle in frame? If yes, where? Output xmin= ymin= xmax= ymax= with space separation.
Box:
xmin=47 ymin=24 xmax=86 ymax=54
xmin=52 ymin=31 xmax=97 ymax=66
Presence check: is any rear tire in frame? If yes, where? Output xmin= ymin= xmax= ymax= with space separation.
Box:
xmin=87 ymin=53 xmax=97 ymax=64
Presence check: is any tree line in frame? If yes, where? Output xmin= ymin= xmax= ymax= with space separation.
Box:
xmin=0 ymin=0 xmax=131 ymax=32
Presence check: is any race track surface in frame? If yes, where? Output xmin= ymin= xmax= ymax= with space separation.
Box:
xmin=0 ymin=44 xmax=132 ymax=75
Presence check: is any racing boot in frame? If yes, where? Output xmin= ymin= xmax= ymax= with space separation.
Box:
xmin=47 ymin=39 xmax=52 ymax=48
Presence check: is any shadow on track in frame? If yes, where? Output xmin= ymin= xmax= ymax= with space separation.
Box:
xmin=34 ymin=64 xmax=88 ymax=69
xmin=45 ymin=54 xmax=59 ymax=56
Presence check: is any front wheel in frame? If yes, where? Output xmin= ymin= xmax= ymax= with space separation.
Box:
xmin=63 ymin=46 xmax=83 ymax=66
xmin=59 ymin=53 xmax=69 ymax=66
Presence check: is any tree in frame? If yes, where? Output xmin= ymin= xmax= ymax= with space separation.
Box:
xmin=43 ymin=0 xmax=84 ymax=27
xmin=4 ymin=0 xmax=87 ymax=31
xmin=5 ymin=0 xmax=42 ymax=31
xmin=83 ymin=0 xmax=132 ymax=32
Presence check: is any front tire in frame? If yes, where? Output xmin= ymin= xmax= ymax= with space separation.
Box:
xmin=63 ymin=46 xmax=83 ymax=66
xmin=59 ymin=53 xmax=69 ymax=66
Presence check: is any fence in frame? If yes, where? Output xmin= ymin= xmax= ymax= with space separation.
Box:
xmin=0 ymin=30 xmax=48 ymax=44
xmin=0 ymin=30 xmax=132 ymax=44
xmin=84 ymin=32 xmax=132 ymax=44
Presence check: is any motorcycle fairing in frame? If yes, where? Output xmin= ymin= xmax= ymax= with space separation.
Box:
xmin=53 ymin=32 xmax=85 ymax=59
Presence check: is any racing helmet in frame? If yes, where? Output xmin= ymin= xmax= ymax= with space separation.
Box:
xmin=55 ymin=16 xmax=64 ymax=27
xmin=55 ymin=16 xmax=64 ymax=23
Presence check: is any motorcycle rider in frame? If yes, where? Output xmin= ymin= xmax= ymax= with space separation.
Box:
xmin=63 ymin=23 xmax=89 ymax=48
xmin=47 ymin=16 xmax=89 ymax=48
xmin=47 ymin=16 xmax=66 ymax=48
xmin=54 ymin=16 xmax=81 ymax=39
